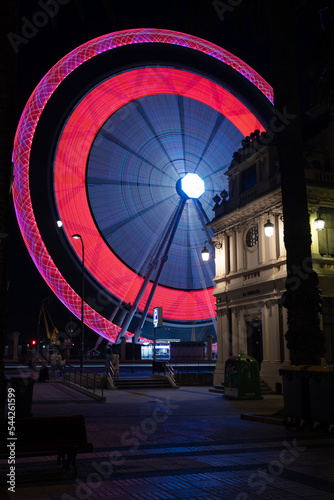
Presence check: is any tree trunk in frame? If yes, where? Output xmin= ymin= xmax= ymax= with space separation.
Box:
xmin=268 ymin=1 xmax=324 ymax=365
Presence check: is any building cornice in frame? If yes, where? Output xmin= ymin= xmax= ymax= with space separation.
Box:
xmin=307 ymin=184 xmax=334 ymax=207
xmin=209 ymin=188 xmax=282 ymax=235
xmin=226 ymin=144 xmax=272 ymax=177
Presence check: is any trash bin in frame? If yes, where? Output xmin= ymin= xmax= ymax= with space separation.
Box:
xmin=279 ymin=365 xmax=311 ymax=426
xmin=224 ymin=354 xmax=262 ymax=400
xmin=306 ymin=365 xmax=334 ymax=427
xmin=10 ymin=377 xmax=35 ymax=417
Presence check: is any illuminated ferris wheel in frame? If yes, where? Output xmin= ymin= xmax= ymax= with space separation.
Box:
xmin=12 ymin=29 xmax=273 ymax=344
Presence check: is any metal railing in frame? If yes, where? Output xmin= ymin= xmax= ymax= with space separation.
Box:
xmin=164 ymin=361 xmax=176 ymax=383
xmin=63 ymin=364 xmax=104 ymax=396
xmin=106 ymin=361 xmax=115 ymax=381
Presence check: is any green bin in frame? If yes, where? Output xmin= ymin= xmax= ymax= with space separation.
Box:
xmin=224 ymin=354 xmax=262 ymax=400
xmin=279 ymin=365 xmax=311 ymax=425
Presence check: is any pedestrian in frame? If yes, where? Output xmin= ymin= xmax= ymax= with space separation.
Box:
xmin=56 ymin=353 xmax=65 ymax=379
xmin=58 ymin=354 xmax=65 ymax=379
xmin=111 ymin=347 xmax=120 ymax=380
xmin=50 ymin=351 xmax=57 ymax=380
xmin=38 ymin=361 xmax=49 ymax=382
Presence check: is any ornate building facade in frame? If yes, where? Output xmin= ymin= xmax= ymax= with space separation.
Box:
xmin=209 ymin=107 xmax=334 ymax=391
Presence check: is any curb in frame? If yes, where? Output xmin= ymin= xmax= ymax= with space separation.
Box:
xmin=240 ymin=413 xmax=284 ymax=425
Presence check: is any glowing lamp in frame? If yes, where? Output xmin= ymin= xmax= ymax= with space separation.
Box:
xmin=201 ymin=243 xmax=210 ymax=261
xmin=181 ymin=173 xmax=205 ymax=199
xmin=264 ymin=219 xmax=274 ymax=237
xmin=315 ymin=215 xmax=325 ymax=231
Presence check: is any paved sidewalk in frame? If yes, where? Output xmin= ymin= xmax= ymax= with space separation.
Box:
xmin=1 ymin=381 xmax=334 ymax=500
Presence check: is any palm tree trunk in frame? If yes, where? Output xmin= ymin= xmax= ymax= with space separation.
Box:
xmin=268 ymin=1 xmax=324 ymax=365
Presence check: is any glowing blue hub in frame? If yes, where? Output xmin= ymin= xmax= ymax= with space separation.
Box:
xmin=180 ymin=173 xmax=205 ymax=199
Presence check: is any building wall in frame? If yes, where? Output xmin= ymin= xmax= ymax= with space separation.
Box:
xmin=210 ymin=119 xmax=334 ymax=391
xmin=212 ymin=205 xmax=289 ymax=391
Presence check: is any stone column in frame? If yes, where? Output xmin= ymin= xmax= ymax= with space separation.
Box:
xmin=216 ymin=309 xmax=223 ymax=361
xmin=231 ymin=308 xmax=238 ymax=353
xmin=258 ymin=215 xmax=266 ymax=264
xmin=213 ymin=309 xmax=229 ymax=387
xmin=237 ymin=307 xmax=247 ymax=354
xmin=261 ymin=302 xmax=270 ymax=364
xmin=223 ymin=234 xmax=229 ymax=275
xmin=229 ymin=231 xmax=236 ymax=273
xmin=236 ymin=229 xmax=243 ymax=271
xmin=219 ymin=234 xmax=226 ymax=276
xmin=267 ymin=220 xmax=276 ymax=261
xmin=269 ymin=302 xmax=281 ymax=364
xmin=278 ymin=217 xmax=286 ymax=259
xmin=206 ymin=335 xmax=213 ymax=361
xmin=214 ymin=236 xmax=222 ymax=277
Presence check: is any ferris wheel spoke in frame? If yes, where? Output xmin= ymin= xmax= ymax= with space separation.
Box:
xmin=87 ymin=177 xmax=163 ymax=189
xmin=135 ymin=100 xmax=180 ymax=178
xmin=185 ymin=226 xmax=196 ymax=289
xmin=194 ymin=114 xmax=226 ymax=173
xmin=100 ymin=129 xmax=168 ymax=176
xmin=101 ymin=195 xmax=176 ymax=238
xmin=202 ymin=161 xmax=231 ymax=180
xmin=177 ymin=95 xmax=186 ymax=170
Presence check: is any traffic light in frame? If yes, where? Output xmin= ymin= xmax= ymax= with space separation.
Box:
xmin=31 ymin=339 xmax=36 ymax=346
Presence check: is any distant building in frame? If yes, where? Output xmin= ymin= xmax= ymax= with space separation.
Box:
xmin=209 ymin=106 xmax=334 ymax=390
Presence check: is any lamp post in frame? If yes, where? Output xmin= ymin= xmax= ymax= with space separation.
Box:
xmin=201 ymin=241 xmax=210 ymax=261
xmin=263 ymin=211 xmax=284 ymax=237
xmin=201 ymin=239 xmax=221 ymax=261
xmin=72 ymin=234 xmax=85 ymax=372
xmin=314 ymin=213 xmax=325 ymax=231
xmin=264 ymin=218 xmax=274 ymax=238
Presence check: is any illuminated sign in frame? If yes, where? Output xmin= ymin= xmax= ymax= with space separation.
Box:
xmin=153 ymin=307 xmax=163 ymax=328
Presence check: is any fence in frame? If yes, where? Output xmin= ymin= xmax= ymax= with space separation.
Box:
xmin=63 ymin=364 xmax=105 ymax=397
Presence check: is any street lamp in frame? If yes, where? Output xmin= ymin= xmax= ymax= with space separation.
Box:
xmin=314 ymin=213 xmax=325 ymax=231
xmin=264 ymin=218 xmax=274 ymax=237
xmin=72 ymin=234 xmax=85 ymax=371
xmin=201 ymin=239 xmax=222 ymax=261
xmin=201 ymin=241 xmax=210 ymax=261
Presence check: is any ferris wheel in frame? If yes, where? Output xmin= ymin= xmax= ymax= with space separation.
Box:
xmin=12 ymin=29 xmax=273 ymax=344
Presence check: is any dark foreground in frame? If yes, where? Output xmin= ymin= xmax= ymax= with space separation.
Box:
xmin=1 ymin=381 xmax=333 ymax=500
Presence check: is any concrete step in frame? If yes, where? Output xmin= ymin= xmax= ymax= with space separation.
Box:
xmin=260 ymin=379 xmax=275 ymax=395
xmin=208 ymin=385 xmax=224 ymax=394
xmin=114 ymin=376 xmax=172 ymax=389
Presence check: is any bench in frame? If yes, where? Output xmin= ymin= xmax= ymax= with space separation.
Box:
xmin=0 ymin=415 xmax=93 ymax=477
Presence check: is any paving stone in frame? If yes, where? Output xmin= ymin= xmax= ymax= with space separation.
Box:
xmin=2 ymin=385 xmax=333 ymax=500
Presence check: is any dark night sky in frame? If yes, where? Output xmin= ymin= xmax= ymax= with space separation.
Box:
xmin=5 ymin=0 xmax=319 ymax=344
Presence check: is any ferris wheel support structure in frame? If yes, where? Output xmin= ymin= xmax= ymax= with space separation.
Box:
xmin=117 ymin=195 xmax=187 ymax=343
